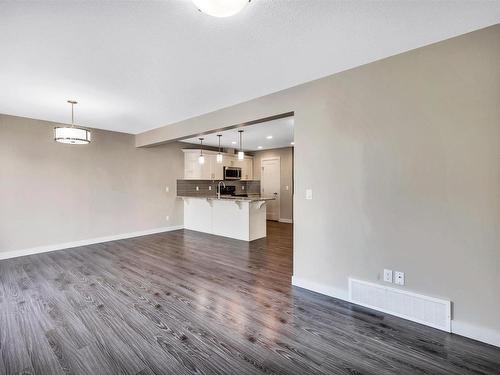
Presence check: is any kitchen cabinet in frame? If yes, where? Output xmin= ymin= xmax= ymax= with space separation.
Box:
xmin=223 ymin=155 xmax=235 ymax=169
xmin=184 ymin=151 xmax=202 ymax=179
xmin=243 ymin=158 xmax=253 ymax=180
xmin=183 ymin=149 xmax=253 ymax=180
xmin=234 ymin=157 xmax=253 ymax=180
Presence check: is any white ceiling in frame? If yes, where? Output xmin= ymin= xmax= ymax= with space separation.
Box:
xmin=1 ymin=1 xmax=499 ymax=134
xmin=181 ymin=116 xmax=294 ymax=151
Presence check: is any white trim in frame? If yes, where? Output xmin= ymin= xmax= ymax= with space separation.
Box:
xmin=452 ymin=320 xmax=500 ymax=348
xmin=291 ymin=276 xmax=349 ymax=301
xmin=278 ymin=218 xmax=293 ymax=223
xmin=0 ymin=225 xmax=184 ymax=261
xmin=291 ymin=276 xmax=500 ymax=348
xmin=348 ymin=278 xmax=451 ymax=332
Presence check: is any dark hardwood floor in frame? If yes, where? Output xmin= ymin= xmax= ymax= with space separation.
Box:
xmin=1 ymin=221 xmax=499 ymax=374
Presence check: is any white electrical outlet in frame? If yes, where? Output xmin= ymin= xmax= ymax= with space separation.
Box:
xmin=196 ymin=186 xmax=199 ymax=191
xmin=285 ymin=185 xmax=289 ymax=191
xmin=242 ymin=186 xmax=245 ymax=190
xmin=305 ymin=189 xmax=313 ymax=200
xmin=165 ymin=215 xmax=169 ymax=221
xmin=208 ymin=186 xmax=212 ymax=190
xmin=383 ymin=269 xmax=393 ymax=283
xmin=395 ymin=271 xmax=405 ymax=285
xmin=165 ymin=186 xmax=169 ymax=193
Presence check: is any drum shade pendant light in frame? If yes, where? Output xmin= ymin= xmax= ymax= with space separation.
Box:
xmin=238 ymin=130 xmax=244 ymax=160
xmin=54 ymin=101 xmax=91 ymax=144
xmin=216 ymin=134 xmax=223 ymax=163
xmin=198 ymin=138 xmax=205 ymax=164
xmin=192 ymin=0 xmax=250 ymax=18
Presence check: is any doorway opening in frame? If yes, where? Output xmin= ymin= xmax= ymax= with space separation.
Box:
xmin=179 ymin=114 xmax=294 ymax=253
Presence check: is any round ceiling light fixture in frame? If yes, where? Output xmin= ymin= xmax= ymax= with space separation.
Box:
xmin=54 ymin=100 xmax=91 ymax=145
xmin=192 ymin=0 xmax=250 ymax=18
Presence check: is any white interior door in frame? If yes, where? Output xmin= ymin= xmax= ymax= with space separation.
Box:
xmin=261 ymin=157 xmax=280 ymax=221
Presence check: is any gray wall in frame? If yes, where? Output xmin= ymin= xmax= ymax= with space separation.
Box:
xmin=135 ymin=25 xmax=500 ymax=344
xmin=253 ymin=147 xmax=293 ymax=221
xmin=0 ymin=114 xmax=184 ymax=253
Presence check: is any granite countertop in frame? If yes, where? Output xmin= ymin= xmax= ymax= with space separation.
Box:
xmin=177 ymin=195 xmax=276 ymax=202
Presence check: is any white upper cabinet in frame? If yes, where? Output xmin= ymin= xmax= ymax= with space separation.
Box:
xmin=184 ymin=151 xmax=202 ymax=179
xmin=182 ymin=149 xmax=253 ymax=180
xmin=234 ymin=157 xmax=253 ymax=180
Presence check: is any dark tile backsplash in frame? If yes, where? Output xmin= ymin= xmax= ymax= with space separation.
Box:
xmin=177 ymin=179 xmax=260 ymax=197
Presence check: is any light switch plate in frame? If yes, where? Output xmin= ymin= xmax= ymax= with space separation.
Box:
xmin=196 ymin=186 xmax=199 ymax=191
xmin=306 ymin=189 xmax=313 ymax=200
xmin=395 ymin=271 xmax=405 ymax=285
xmin=383 ymin=269 xmax=393 ymax=283
xmin=165 ymin=186 xmax=169 ymax=193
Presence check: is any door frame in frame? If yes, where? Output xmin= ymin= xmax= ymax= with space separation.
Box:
xmin=261 ymin=156 xmax=280 ymax=221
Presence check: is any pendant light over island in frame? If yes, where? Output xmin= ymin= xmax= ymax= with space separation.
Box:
xmin=216 ymin=134 xmax=223 ymax=163
xmin=198 ymin=137 xmax=205 ymax=164
xmin=238 ymin=129 xmax=244 ymax=160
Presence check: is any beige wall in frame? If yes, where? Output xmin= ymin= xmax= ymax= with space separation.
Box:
xmin=253 ymin=147 xmax=293 ymax=221
xmin=0 ymin=114 xmax=184 ymax=253
xmin=135 ymin=25 xmax=500 ymax=345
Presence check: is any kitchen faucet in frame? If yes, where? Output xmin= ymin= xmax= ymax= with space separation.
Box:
xmin=217 ymin=181 xmax=226 ymax=199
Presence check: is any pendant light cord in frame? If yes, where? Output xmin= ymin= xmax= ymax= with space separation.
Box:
xmin=67 ymin=100 xmax=77 ymax=128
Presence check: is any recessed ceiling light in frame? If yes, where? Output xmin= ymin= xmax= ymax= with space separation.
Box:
xmin=192 ymin=0 xmax=250 ymax=18
xmin=231 ymin=141 xmax=237 ymax=144
xmin=266 ymin=135 xmax=273 ymax=139
xmin=257 ymin=146 xmax=263 ymax=149
xmin=290 ymin=142 xmax=295 ymax=145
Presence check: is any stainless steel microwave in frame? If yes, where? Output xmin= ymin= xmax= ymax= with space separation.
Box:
xmin=223 ymin=166 xmax=241 ymax=180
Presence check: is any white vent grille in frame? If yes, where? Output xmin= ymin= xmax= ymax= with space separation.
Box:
xmin=349 ymin=278 xmax=451 ymax=332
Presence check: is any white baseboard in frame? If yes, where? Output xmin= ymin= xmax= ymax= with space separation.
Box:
xmin=279 ymin=218 xmax=293 ymax=224
xmin=0 ymin=225 xmax=184 ymax=261
xmin=452 ymin=320 xmax=500 ymax=348
xmin=291 ymin=275 xmax=500 ymax=348
xmin=291 ymin=275 xmax=349 ymax=301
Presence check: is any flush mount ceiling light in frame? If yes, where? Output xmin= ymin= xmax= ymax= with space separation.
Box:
xmin=238 ymin=130 xmax=244 ymax=160
xmin=54 ymin=100 xmax=91 ymax=144
xmin=266 ymin=135 xmax=273 ymax=139
xmin=216 ymin=134 xmax=223 ymax=163
xmin=192 ymin=0 xmax=250 ymax=18
xmin=198 ymin=137 xmax=205 ymax=164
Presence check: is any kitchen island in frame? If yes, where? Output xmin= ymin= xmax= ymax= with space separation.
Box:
xmin=179 ymin=195 xmax=275 ymax=241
